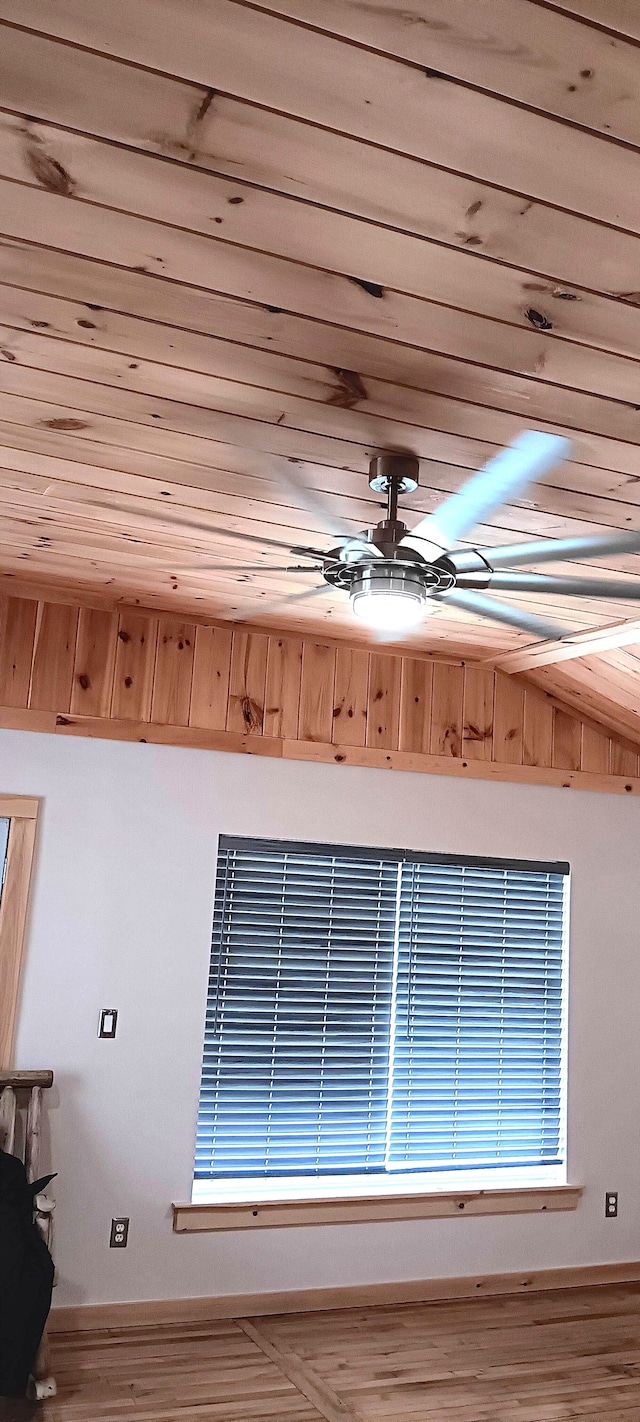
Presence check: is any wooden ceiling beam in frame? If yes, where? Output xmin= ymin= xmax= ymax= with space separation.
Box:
xmin=491 ymin=620 xmax=640 ymax=673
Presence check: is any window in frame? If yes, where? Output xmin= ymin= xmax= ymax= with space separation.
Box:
xmin=195 ymin=837 xmax=568 ymax=1193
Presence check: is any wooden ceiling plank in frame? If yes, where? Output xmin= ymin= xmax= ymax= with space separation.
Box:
xmin=9 ymin=356 xmax=640 ymax=508
xmin=6 ymin=477 xmax=640 ymax=631
xmin=7 ymin=426 xmax=640 ymax=577
xmin=4 ymin=119 xmax=640 ymax=382
xmin=6 ymin=412 xmax=640 ymax=588
xmin=0 ymin=550 xmax=508 ymax=655
xmin=549 ymin=2 xmax=640 ymax=42
xmin=6 ymin=469 xmax=640 ymax=619
xmin=252 ymin=0 xmax=640 ymax=150
xmin=6 ymin=181 xmax=640 ymax=404
xmin=6 ymin=236 xmax=640 ymax=428
xmin=2 ymin=577 xmax=504 ymax=658
xmin=525 ymin=664 xmax=640 ymax=743
xmin=3 ymin=1 xmax=640 ymax=233
xmin=2 ymin=42 xmax=640 ymax=316
xmin=578 ymin=652 xmax=640 ymax=699
xmin=8 ymin=289 xmax=640 ymax=458
xmin=12 ymin=321 xmax=640 ymax=487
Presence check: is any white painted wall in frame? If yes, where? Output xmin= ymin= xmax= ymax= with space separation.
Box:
xmin=2 ymin=726 xmax=640 ymax=1307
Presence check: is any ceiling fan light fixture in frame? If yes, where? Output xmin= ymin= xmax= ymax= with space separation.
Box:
xmin=349 ymin=564 xmax=429 ymax=631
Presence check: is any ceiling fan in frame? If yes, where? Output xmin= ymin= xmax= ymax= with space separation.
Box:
xmin=66 ymin=432 xmax=640 ymax=641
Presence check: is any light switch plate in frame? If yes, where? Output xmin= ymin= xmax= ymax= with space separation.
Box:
xmin=99 ymin=1008 xmax=118 ymax=1039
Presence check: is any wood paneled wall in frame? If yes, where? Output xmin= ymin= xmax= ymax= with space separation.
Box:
xmin=1 ymin=591 xmax=639 ymax=795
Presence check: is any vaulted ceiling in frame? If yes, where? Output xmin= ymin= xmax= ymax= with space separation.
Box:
xmin=2 ymin=1 xmax=640 ymax=738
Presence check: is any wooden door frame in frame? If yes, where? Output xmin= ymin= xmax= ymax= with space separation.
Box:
xmin=0 ymin=796 xmax=39 ymax=1068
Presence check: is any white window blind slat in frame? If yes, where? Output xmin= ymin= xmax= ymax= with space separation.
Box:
xmin=195 ymin=838 xmax=567 ymax=1181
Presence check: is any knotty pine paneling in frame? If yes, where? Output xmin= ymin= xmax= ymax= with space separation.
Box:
xmin=227 ymin=631 xmax=268 ymax=736
xmin=264 ymin=636 xmax=303 ymax=740
xmin=0 ymin=597 xmax=38 ymax=708
xmin=111 ymin=613 xmax=158 ymax=722
xmin=151 ymin=618 xmax=196 ymax=726
xmin=0 ymin=592 xmax=639 ymax=794
xmin=29 ymin=601 xmax=79 ymax=713
xmin=190 ymin=626 xmax=232 ymax=732
xmin=298 ymin=641 xmax=335 ymax=743
xmin=71 ymin=608 xmax=118 ymax=718
xmin=332 ymin=646 xmax=369 ymax=748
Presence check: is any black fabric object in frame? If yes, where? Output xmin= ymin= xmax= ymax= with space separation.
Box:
xmin=0 ymin=1150 xmax=54 ymax=1398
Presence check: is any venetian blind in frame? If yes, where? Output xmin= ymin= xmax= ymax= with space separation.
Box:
xmin=195 ymin=839 xmax=567 ymax=1181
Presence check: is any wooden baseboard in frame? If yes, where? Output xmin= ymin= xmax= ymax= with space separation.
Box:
xmin=49 ymin=1260 xmax=640 ymax=1334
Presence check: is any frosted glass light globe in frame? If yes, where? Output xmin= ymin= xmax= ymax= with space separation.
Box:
xmin=351 ymin=587 xmax=426 ymax=631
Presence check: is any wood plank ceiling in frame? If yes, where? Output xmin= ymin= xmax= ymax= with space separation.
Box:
xmin=2 ymin=0 xmax=640 ymax=736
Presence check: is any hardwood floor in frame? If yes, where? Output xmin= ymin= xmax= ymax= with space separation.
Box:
xmin=39 ymin=1283 xmax=640 ymax=1421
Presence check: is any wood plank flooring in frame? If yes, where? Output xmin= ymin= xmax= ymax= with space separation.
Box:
xmin=36 ymin=1283 xmax=640 ymax=1421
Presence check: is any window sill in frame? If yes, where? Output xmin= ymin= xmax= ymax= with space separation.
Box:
xmin=173 ymin=1184 xmax=582 ymax=1232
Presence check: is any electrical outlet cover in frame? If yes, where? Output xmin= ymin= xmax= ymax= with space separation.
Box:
xmin=110 ymin=1217 xmax=129 ymax=1247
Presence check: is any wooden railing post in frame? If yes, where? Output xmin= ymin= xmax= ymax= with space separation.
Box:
xmin=0 ymin=1071 xmax=56 ymax=1397
xmin=0 ymin=1083 xmax=17 ymax=1154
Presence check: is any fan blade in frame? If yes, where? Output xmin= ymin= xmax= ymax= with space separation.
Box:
xmin=49 ymin=491 xmax=326 ymax=559
xmin=275 ymin=463 xmax=380 ymax=557
xmin=170 ymin=564 xmax=325 ymax=574
xmin=224 ymin=582 xmax=330 ymax=623
xmin=458 ymin=572 xmax=640 ymax=599
xmin=449 ymin=529 xmax=640 ymax=572
xmin=434 ymin=587 xmax=570 ymax=641
xmin=401 ymin=432 xmax=571 ymax=559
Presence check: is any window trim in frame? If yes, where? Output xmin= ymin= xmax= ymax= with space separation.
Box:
xmin=0 ymin=796 xmax=39 ymax=1069
xmin=173 ymin=1183 xmax=582 ymax=1232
